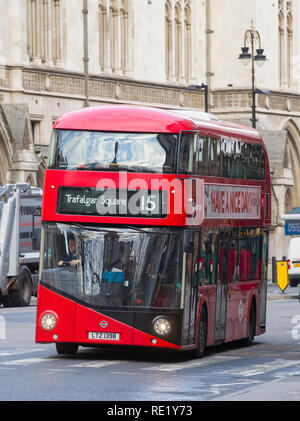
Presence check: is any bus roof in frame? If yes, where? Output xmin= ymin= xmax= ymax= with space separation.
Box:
xmin=54 ymin=105 xmax=262 ymax=142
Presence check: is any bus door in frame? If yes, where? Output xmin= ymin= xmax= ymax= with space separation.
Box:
xmin=259 ymin=230 xmax=269 ymax=330
xmin=214 ymin=232 xmax=229 ymax=343
xmin=182 ymin=230 xmax=200 ymax=347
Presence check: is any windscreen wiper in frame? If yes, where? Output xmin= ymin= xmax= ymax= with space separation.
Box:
xmin=70 ymin=163 xmax=137 ymax=172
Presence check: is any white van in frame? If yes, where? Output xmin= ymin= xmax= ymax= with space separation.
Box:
xmin=287 ymin=237 xmax=300 ymax=287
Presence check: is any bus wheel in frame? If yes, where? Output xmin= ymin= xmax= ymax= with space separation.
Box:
xmin=9 ymin=267 xmax=32 ymax=307
xmin=193 ymin=307 xmax=207 ymax=358
xmin=244 ymin=302 xmax=256 ymax=346
xmin=56 ymin=343 xmax=78 ymax=355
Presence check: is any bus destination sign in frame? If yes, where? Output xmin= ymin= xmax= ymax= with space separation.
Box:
xmin=57 ymin=187 xmax=168 ymax=218
xmin=204 ymin=184 xmax=261 ymax=219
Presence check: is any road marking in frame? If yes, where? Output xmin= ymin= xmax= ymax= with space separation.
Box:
xmin=110 ymin=371 xmax=137 ymax=375
xmin=212 ymin=372 xmax=289 ymax=401
xmin=0 ymin=357 xmax=46 ymax=366
xmin=197 ymin=389 xmax=220 ymax=396
xmin=46 ymin=369 xmax=79 ymax=373
xmin=212 ymin=381 xmax=262 ymax=387
xmin=220 ymin=359 xmax=300 ymax=377
xmin=68 ymin=360 xmax=129 ymax=369
xmin=0 ymin=348 xmax=47 ymax=358
xmin=142 ymin=356 xmax=242 ymax=372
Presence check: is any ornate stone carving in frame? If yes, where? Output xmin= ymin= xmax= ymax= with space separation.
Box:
xmin=20 ymin=70 xmax=300 ymax=115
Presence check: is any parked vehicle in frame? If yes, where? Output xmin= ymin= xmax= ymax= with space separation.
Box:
xmin=0 ymin=184 xmax=42 ymax=306
xmin=286 ymin=237 xmax=300 ymax=287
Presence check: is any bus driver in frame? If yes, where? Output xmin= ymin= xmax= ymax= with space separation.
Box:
xmin=58 ymin=237 xmax=80 ymax=267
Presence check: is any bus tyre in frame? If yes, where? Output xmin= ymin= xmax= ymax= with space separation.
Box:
xmin=56 ymin=343 xmax=78 ymax=355
xmin=244 ymin=302 xmax=256 ymax=346
xmin=9 ymin=267 xmax=32 ymax=307
xmin=194 ymin=307 xmax=207 ymax=358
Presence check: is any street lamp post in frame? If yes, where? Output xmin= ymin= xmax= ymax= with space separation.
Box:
xmin=83 ymin=0 xmax=89 ymax=108
xmin=187 ymin=84 xmax=208 ymax=112
xmin=238 ymin=21 xmax=268 ymax=128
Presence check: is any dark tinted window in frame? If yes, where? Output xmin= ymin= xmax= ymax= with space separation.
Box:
xmin=198 ymin=227 xmax=266 ymax=286
xmin=178 ymin=134 xmax=265 ymax=180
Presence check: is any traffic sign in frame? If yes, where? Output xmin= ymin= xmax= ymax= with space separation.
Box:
xmin=276 ymin=261 xmax=289 ymax=292
xmin=285 ymin=220 xmax=300 ymax=235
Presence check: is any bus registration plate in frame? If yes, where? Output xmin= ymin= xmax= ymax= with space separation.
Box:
xmin=88 ymin=332 xmax=120 ymax=341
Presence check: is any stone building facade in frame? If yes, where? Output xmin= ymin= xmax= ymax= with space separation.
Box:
xmin=0 ymin=0 xmax=300 ymax=262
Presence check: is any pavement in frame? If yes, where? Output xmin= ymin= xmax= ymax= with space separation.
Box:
xmin=267 ymin=281 xmax=300 ymax=301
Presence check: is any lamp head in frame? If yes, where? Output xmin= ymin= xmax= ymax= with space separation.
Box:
xmin=254 ymin=48 xmax=267 ymax=67
xmin=238 ymin=46 xmax=251 ymax=66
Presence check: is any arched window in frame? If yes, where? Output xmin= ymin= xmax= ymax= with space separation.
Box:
xmin=99 ymin=0 xmax=107 ymax=70
xmin=285 ymin=188 xmax=292 ymax=213
xmin=110 ymin=0 xmax=118 ymax=71
xmin=99 ymin=0 xmax=131 ymax=75
xmin=37 ymin=161 xmax=46 ymax=189
xmin=27 ymin=174 xmax=35 ymax=186
xmin=278 ymin=11 xmax=284 ymax=86
xmin=287 ymin=12 xmax=293 ymax=87
xmin=165 ymin=1 xmax=172 ymax=79
xmin=174 ymin=2 xmax=182 ymax=79
xmin=52 ymin=0 xmax=62 ymax=63
xmin=165 ymin=0 xmax=192 ymax=82
xmin=0 ymin=130 xmax=11 ymax=186
xmin=284 ymin=123 xmax=300 ymax=210
xmin=27 ymin=0 xmax=63 ymax=65
xmin=278 ymin=0 xmax=293 ymax=87
xmin=184 ymin=3 xmax=191 ymax=81
xmin=121 ymin=0 xmax=130 ymax=73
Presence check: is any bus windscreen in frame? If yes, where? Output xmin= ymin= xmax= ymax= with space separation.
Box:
xmin=48 ymin=130 xmax=177 ymax=174
xmin=41 ymin=223 xmax=183 ymax=309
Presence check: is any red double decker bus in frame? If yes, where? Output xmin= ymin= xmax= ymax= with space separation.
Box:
xmin=36 ymin=105 xmax=271 ymax=356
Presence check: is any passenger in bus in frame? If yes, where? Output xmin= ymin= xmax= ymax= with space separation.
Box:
xmin=204 ymin=235 xmax=215 ymax=284
xmin=58 ymin=237 xmax=80 ymax=267
xmin=193 ymin=245 xmax=206 ymax=286
xmin=227 ymin=239 xmax=236 ymax=282
xmin=139 ymin=263 xmax=157 ymax=306
xmin=254 ymin=257 xmax=262 ymax=280
xmin=219 ymin=234 xmax=231 ymax=283
xmin=250 ymin=234 xmax=262 ymax=280
xmin=239 ymin=247 xmax=250 ymax=281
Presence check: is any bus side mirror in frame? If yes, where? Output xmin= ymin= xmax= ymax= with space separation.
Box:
xmin=32 ymin=228 xmax=41 ymax=251
xmin=183 ymin=230 xmax=194 ymax=253
xmin=32 ymin=207 xmax=41 ymax=251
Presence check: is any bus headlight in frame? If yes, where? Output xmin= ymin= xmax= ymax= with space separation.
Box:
xmin=153 ymin=317 xmax=172 ymax=336
xmin=41 ymin=313 xmax=57 ymax=331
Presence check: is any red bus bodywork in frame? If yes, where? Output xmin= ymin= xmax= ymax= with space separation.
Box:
xmin=36 ymin=105 xmax=271 ymax=354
